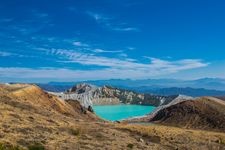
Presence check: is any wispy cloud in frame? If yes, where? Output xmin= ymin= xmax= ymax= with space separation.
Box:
xmin=87 ymin=12 xmax=110 ymax=22
xmin=0 ymin=46 xmax=209 ymax=81
xmin=47 ymin=48 xmax=208 ymax=75
xmin=92 ymin=48 xmax=123 ymax=53
xmin=73 ymin=41 xmax=89 ymax=47
xmin=0 ymin=57 xmax=208 ymax=81
xmin=86 ymin=11 xmax=139 ymax=32
xmin=127 ymin=47 xmax=135 ymax=50
xmin=72 ymin=40 xmax=124 ymax=54
xmin=0 ymin=29 xmax=209 ymax=81
xmin=118 ymin=53 xmax=128 ymax=57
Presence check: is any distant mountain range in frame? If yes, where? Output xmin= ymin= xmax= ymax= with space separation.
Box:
xmin=130 ymin=87 xmax=225 ymax=97
xmin=37 ymin=78 xmax=225 ymax=97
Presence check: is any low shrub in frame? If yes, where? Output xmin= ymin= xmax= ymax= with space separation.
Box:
xmin=28 ymin=143 xmax=45 ymax=150
xmin=0 ymin=143 xmax=23 ymax=150
xmin=127 ymin=143 xmax=134 ymax=149
xmin=70 ymin=128 xmax=80 ymax=136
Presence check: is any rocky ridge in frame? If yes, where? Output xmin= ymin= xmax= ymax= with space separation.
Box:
xmin=150 ymin=96 xmax=225 ymax=132
xmin=49 ymin=83 xmax=180 ymax=108
xmin=123 ymin=94 xmax=194 ymax=122
xmin=149 ymin=94 xmax=194 ymax=119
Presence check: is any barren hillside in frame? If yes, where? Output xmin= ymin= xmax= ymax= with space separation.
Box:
xmin=150 ymin=97 xmax=225 ymax=132
xmin=0 ymin=84 xmax=224 ymax=150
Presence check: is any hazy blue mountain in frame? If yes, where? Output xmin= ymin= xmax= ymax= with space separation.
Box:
xmin=133 ymin=87 xmax=225 ymax=97
xmin=38 ymin=83 xmax=73 ymax=92
xmin=37 ymin=78 xmax=225 ymax=97
xmin=80 ymin=78 xmax=225 ymax=91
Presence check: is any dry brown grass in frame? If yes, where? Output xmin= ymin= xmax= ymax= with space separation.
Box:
xmin=0 ymin=84 xmax=225 ymax=150
xmin=117 ymin=123 xmax=225 ymax=150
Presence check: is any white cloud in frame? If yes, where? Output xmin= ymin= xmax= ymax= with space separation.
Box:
xmin=93 ymin=48 xmax=123 ymax=53
xmin=0 ymin=47 xmax=209 ymax=81
xmin=127 ymin=47 xmax=135 ymax=50
xmin=50 ymin=49 xmax=208 ymax=70
xmin=0 ymin=57 xmax=209 ymax=81
xmin=14 ymin=48 xmax=207 ymax=81
xmin=87 ymin=11 xmax=110 ymax=22
xmin=118 ymin=53 xmax=128 ymax=57
xmin=73 ymin=41 xmax=89 ymax=47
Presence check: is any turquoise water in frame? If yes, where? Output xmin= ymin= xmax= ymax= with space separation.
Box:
xmin=93 ymin=105 xmax=156 ymax=121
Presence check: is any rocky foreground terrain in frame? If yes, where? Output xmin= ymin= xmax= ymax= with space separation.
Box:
xmin=49 ymin=83 xmax=179 ymax=108
xmin=0 ymin=83 xmax=225 ymax=150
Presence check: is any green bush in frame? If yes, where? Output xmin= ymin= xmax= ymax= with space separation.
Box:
xmin=70 ymin=128 xmax=80 ymax=136
xmin=0 ymin=143 xmax=23 ymax=150
xmin=28 ymin=143 xmax=45 ymax=150
xmin=127 ymin=143 xmax=134 ymax=149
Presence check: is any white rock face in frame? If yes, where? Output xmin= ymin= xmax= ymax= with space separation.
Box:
xmin=49 ymin=84 xmax=121 ymax=108
xmin=54 ymin=92 xmax=94 ymax=108
xmin=171 ymin=94 xmax=193 ymax=105
xmin=48 ymin=83 xmax=189 ymax=109
xmin=160 ymin=98 xmax=166 ymax=105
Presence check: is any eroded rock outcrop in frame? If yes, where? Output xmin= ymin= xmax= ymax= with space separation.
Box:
xmin=49 ymin=83 xmax=181 ymax=108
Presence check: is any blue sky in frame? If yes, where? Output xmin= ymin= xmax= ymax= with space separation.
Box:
xmin=0 ymin=0 xmax=225 ymax=82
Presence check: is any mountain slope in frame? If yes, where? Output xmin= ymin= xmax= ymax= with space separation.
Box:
xmin=2 ymin=84 xmax=98 ymax=120
xmin=150 ymin=97 xmax=225 ymax=132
